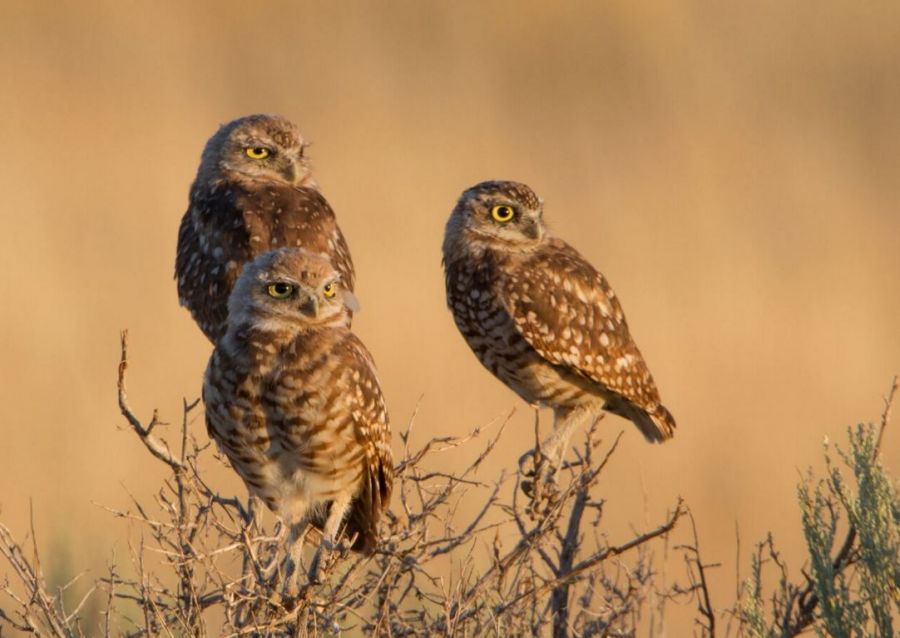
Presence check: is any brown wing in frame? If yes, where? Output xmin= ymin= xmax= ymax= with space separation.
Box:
xmin=499 ymin=239 xmax=675 ymax=440
xmin=175 ymin=181 xmax=355 ymax=342
xmin=338 ymin=334 xmax=393 ymax=553
xmin=176 ymin=194 xmax=245 ymax=342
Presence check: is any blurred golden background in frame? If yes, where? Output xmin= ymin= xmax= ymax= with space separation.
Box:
xmin=1 ymin=1 xmax=898 ymax=632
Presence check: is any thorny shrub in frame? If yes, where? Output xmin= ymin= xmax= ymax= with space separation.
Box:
xmin=0 ymin=335 xmax=896 ymax=637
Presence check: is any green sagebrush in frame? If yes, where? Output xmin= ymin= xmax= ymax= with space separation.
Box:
xmin=742 ymin=381 xmax=899 ymax=638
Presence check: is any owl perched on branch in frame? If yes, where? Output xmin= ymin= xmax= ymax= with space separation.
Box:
xmin=443 ymin=180 xmax=675 ymax=464
xmin=203 ymin=248 xmax=392 ymax=575
xmin=176 ymin=114 xmax=354 ymax=342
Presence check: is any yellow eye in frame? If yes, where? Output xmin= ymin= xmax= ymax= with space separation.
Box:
xmin=323 ymin=282 xmax=337 ymax=298
xmin=245 ymin=147 xmax=270 ymax=160
xmin=266 ymin=282 xmax=293 ymax=298
xmin=491 ymin=205 xmax=515 ymax=222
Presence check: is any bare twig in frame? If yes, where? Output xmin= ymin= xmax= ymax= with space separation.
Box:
xmin=117 ymin=331 xmax=182 ymax=470
xmin=1 ymin=333 xmax=688 ymax=637
xmin=674 ymin=510 xmax=716 ymax=636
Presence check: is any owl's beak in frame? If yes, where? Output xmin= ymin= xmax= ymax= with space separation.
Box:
xmin=525 ymin=219 xmax=543 ymax=241
xmin=298 ymin=296 xmax=319 ymax=318
xmin=281 ymin=161 xmax=298 ymax=184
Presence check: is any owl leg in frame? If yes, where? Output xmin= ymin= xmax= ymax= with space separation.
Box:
xmin=307 ymin=494 xmax=353 ymax=583
xmin=519 ymin=406 xmax=594 ymax=505
xmin=248 ymin=495 xmax=264 ymax=528
xmin=542 ymin=406 xmax=595 ymax=472
xmin=520 ymin=406 xmax=581 ymax=482
xmin=240 ymin=496 xmax=269 ymax=578
xmin=280 ymin=520 xmax=311 ymax=596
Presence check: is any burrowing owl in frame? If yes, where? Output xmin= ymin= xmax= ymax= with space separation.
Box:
xmin=443 ymin=180 xmax=675 ymax=460
xmin=203 ymin=248 xmax=392 ymax=566
xmin=176 ymin=114 xmax=354 ymax=342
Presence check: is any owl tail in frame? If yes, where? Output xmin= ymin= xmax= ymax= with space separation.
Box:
xmin=604 ymin=397 xmax=676 ymax=443
xmin=342 ymin=504 xmax=377 ymax=554
xmin=342 ymin=460 xmax=393 ymax=554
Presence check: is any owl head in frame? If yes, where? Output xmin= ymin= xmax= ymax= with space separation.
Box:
xmin=196 ymin=114 xmax=316 ymax=189
xmin=227 ymin=248 xmax=358 ymax=334
xmin=443 ymin=180 xmax=546 ymax=256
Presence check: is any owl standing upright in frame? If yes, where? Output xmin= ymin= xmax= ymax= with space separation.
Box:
xmin=203 ymin=247 xmax=392 ymax=567
xmin=176 ymin=114 xmax=354 ymax=343
xmin=442 ymin=181 xmax=675 ymax=462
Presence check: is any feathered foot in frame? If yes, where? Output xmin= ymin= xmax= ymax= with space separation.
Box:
xmin=307 ymin=494 xmax=352 ymax=584
xmin=520 ymin=406 xmax=592 ymax=479
xmin=280 ymin=522 xmax=310 ymax=598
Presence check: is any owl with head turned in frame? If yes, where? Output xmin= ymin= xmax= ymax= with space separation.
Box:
xmin=204 ymin=247 xmax=392 ymax=567
xmin=176 ymin=114 xmax=354 ymax=343
xmin=442 ymin=180 xmax=676 ymax=463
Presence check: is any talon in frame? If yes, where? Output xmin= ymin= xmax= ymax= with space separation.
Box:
xmin=307 ymin=552 xmax=324 ymax=584
xmin=260 ymin=556 xmax=280 ymax=580
xmin=272 ymin=519 xmax=286 ymax=542
xmin=280 ymin=554 xmax=301 ymax=598
xmin=521 ymin=480 xmax=534 ymax=497
xmin=518 ymin=448 xmax=542 ymax=475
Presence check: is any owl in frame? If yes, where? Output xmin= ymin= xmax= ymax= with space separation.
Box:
xmin=203 ymin=247 xmax=392 ymax=569
xmin=442 ymin=180 xmax=675 ymax=463
xmin=176 ymin=114 xmax=354 ymax=343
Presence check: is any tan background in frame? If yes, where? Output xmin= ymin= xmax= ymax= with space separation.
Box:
xmin=1 ymin=1 xmax=898 ymax=633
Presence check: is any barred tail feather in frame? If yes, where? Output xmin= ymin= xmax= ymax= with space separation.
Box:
xmin=343 ymin=460 xmax=392 ymax=554
xmin=604 ymin=397 xmax=676 ymax=443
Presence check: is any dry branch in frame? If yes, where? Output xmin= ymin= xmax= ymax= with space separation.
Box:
xmin=1 ymin=334 xmax=686 ymax=637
